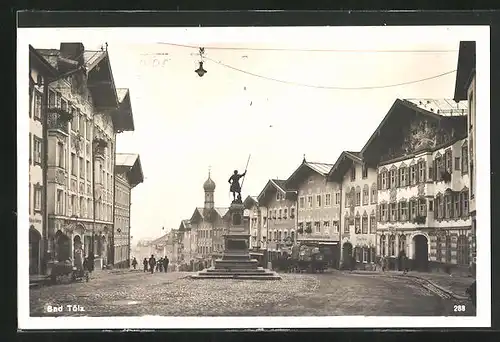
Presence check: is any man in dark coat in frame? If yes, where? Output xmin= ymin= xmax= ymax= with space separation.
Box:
xmin=228 ymin=170 xmax=246 ymax=201
xmin=164 ymin=257 xmax=169 ymax=272
xmin=148 ymin=255 xmax=156 ymax=274
xmin=143 ymin=258 xmax=148 ymax=272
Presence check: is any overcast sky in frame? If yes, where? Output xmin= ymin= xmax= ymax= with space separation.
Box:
xmin=22 ymin=26 xmax=482 ymax=241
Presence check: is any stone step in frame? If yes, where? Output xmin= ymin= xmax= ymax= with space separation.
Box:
xmin=207 ymin=268 xmax=267 ymax=273
xmin=191 ymin=274 xmax=281 ymax=280
xmin=214 ymin=263 xmax=259 ymax=269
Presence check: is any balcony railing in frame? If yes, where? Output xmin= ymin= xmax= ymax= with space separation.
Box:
xmin=47 ymin=110 xmax=70 ymax=134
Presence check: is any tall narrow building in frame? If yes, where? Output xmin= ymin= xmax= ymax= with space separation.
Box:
xmin=28 ymin=45 xmax=59 ymax=275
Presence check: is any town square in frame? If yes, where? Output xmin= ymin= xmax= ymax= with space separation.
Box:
xmin=23 ymin=26 xmax=481 ymax=322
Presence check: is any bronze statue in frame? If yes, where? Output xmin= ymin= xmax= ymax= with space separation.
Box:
xmin=228 ymin=170 xmax=246 ymax=202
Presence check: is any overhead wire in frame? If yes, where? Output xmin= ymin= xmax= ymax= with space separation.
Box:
xmin=204 ymin=56 xmax=456 ymax=90
xmin=156 ymin=41 xmax=458 ymax=53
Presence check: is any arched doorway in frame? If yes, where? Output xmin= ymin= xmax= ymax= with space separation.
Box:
xmin=413 ymin=235 xmax=429 ymax=271
xmin=55 ymin=230 xmax=71 ymax=262
xmin=29 ymin=227 xmax=41 ymax=275
xmin=342 ymin=242 xmax=353 ymax=261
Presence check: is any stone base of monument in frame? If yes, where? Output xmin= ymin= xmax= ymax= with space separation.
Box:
xmin=191 ymin=259 xmax=281 ymax=280
xmin=192 ymin=201 xmax=280 ymax=280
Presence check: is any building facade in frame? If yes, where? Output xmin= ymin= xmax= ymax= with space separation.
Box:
xmin=243 ymin=196 xmax=263 ymax=249
xmin=328 ymin=151 xmax=378 ymax=269
xmin=361 ymin=98 xmax=471 ymax=272
xmin=38 ymin=42 xmax=128 ymax=271
xmin=114 ymin=153 xmax=144 ymax=268
xmin=189 ymin=172 xmax=228 ymax=262
xmin=28 ymin=46 xmax=59 ymax=275
xmin=256 ymin=180 xmax=297 ymax=254
xmin=454 ymin=41 xmax=476 ymax=272
xmin=178 ymin=219 xmax=194 ymax=263
xmin=285 ymin=158 xmax=340 ymax=268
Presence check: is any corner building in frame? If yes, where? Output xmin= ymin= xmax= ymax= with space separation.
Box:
xmin=361 ymin=98 xmax=471 ymax=272
xmin=38 ymin=43 xmax=129 ymax=271
xmin=28 ymin=46 xmax=59 ymax=275
xmin=453 ymin=41 xmax=476 ymax=272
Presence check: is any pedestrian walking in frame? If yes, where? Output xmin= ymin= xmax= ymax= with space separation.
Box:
xmin=381 ymin=256 xmax=387 ymax=272
xmin=143 ymin=258 xmax=148 ymax=272
xmin=149 ymin=255 xmax=156 ymax=274
xmin=132 ymin=257 xmax=138 ymax=270
xmin=164 ymin=257 xmax=169 ymax=272
xmin=398 ymin=250 xmax=406 ymax=273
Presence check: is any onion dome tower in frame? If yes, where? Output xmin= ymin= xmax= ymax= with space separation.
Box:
xmin=203 ymin=168 xmax=216 ymax=211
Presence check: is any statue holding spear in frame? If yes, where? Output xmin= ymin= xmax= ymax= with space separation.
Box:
xmin=228 ymin=154 xmax=251 ymax=203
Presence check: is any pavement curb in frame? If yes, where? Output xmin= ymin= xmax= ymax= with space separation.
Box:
xmin=395 ymin=274 xmax=469 ymax=301
xmin=346 ymin=270 xmax=469 ymax=300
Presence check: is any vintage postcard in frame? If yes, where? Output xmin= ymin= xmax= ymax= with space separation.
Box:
xmin=17 ymin=24 xmax=490 ymax=329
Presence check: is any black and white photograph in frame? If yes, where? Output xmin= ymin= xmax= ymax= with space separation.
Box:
xmin=17 ymin=23 xmax=490 ymax=329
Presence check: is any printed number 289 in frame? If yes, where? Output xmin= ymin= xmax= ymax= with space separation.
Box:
xmin=454 ymin=305 xmax=466 ymax=312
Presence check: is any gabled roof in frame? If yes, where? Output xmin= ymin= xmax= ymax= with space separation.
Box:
xmin=243 ymin=195 xmax=259 ymax=209
xmin=151 ymin=233 xmax=168 ymax=246
xmin=115 ymin=153 xmax=144 ymax=188
xmin=37 ymin=46 xmax=119 ymax=111
xmin=257 ymin=179 xmax=293 ymax=205
xmin=113 ymin=88 xmax=135 ymax=132
xmin=190 ymin=207 xmax=229 ymax=224
xmin=29 ymin=45 xmax=60 ymax=78
xmin=454 ymin=41 xmax=476 ymax=102
xmin=285 ymin=159 xmax=334 ymax=190
xmin=178 ymin=219 xmax=192 ymax=231
xmin=328 ymin=151 xmax=363 ymax=182
xmin=360 ymin=98 xmax=468 ymax=163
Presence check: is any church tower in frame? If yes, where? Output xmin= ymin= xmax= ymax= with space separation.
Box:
xmin=203 ymin=168 xmax=216 ymax=211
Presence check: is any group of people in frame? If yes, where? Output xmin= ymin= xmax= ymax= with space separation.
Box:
xmin=379 ymin=250 xmax=409 ymax=274
xmin=136 ymin=255 xmax=170 ymax=273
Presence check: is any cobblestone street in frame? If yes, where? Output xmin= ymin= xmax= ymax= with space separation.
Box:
xmin=29 ymin=269 xmax=476 ymax=317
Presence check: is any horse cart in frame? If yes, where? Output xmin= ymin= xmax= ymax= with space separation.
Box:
xmin=50 ymin=260 xmax=89 ymax=284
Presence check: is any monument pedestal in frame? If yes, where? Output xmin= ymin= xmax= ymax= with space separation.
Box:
xmin=192 ymin=201 xmax=280 ymax=280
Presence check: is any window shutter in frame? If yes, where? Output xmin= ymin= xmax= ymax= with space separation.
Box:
xmin=458 ymin=193 xmax=463 ymax=217
xmin=395 ymin=170 xmax=400 ymax=188
xmin=395 ymin=202 xmax=400 ymax=221
xmin=434 ymin=198 xmax=438 ymax=219
xmin=404 ymin=167 xmax=409 ymax=186
xmin=377 ymin=173 xmax=381 ymax=190
xmin=376 ymin=205 xmax=380 ymax=222
xmin=423 ymin=161 xmax=427 ymax=181
xmin=429 ymin=163 xmax=434 ymax=181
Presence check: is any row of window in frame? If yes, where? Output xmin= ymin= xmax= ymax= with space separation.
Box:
xmin=353 ymin=247 xmax=376 ymax=263
xmin=379 ymin=234 xmax=470 ymax=266
xmin=266 ymin=207 xmax=296 ymax=220
xmin=298 ymin=193 xmax=341 ymax=209
xmin=345 ymin=184 xmax=378 ymax=207
xmin=58 ymin=142 xmax=113 ymax=181
xmin=298 ymin=220 xmax=341 ymax=234
xmin=267 ymin=230 xmax=296 ymax=242
xmin=350 ymin=164 xmax=369 ymax=181
xmin=378 ymin=146 xmax=469 ymax=190
xmin=377 ymin=191 xmax=469 ymax=223
xmin=380 ymin=234 xmax=407 ymax=257
xmin=48 ymin=89 xmax=93 ymax=140
xmin=197 ymin=245 xmax=223 ymax=255
xmin=55 ymin=189 xmax=113 ymax=222
xmin=343 ymin=214 xmax=377 ymax=234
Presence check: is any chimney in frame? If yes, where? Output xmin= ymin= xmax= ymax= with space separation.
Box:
xmin=60 ymin=43 xmax=85 ymax=65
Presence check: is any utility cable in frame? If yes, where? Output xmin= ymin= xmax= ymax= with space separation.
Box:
xmin=157 ymin=41 xmax=457 ymax=53
xmin=204 ymin=56 xmax=457 ymax=90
